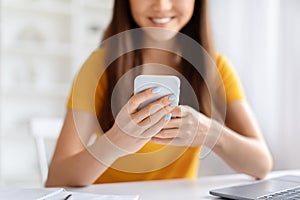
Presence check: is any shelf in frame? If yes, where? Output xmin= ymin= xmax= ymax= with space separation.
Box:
xmin=2 ymin=83 xmax=71 ymax=98
xmin=3 ymin=1 xmax=113 ymax=15
xmin=0 ymin=1 xmax=113 ymax=187
xmin=3 ymin=2 xmax=72 ymax=16
xmin=73 ymin=0 xmax=113 ymax=10
xmin=2 ymin=40 xmax=100 ymax=58
xmin=3 ymin=47 xmax=70 ymax=58
xmin=3 ymin=41 xmax=72 ymax=58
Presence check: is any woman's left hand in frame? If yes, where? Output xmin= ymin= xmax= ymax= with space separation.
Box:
xmin=151 ymin=105 xmax=211 ymax=146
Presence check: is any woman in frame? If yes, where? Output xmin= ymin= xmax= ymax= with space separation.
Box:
xmin=46 ymin=0 xmax=273 ymax=187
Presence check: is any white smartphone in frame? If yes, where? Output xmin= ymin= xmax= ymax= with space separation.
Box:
xmin=134 ymin=75 xmax=180 ymax=110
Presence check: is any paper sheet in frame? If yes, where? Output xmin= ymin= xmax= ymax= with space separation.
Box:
xmin=0 ymin=188 xmax=139 ymax=200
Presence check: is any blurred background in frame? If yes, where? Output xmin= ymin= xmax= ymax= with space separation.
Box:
xmin=0 ymin=0 xmax=299 ymax=187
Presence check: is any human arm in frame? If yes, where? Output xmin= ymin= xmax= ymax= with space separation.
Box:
xmin=46 ymin=88 xmax=176 ymax=187
xmin=210 ymin=100 xmax=273 ymax=179
xmin=152 ymin=101 xmax=273 ymax=179
xmin=45 ymin=109 xmax=119 ymax=187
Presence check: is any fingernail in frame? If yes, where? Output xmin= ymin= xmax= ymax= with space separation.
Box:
xmin=152 ymin=87 xmax=162 ymax=94
xmin=164 ymin=113 xmax=172 ymax=120
xmin=168 ymin=95 xmax=176 ymax=101
xmin=169 ymin=102 xmax=177 ymax=108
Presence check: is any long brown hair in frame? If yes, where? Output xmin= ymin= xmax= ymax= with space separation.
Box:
xmin=98 ymin=0 xmax=216 ymax=132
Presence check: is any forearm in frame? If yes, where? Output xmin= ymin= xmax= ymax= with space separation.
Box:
xmin=211 ymin=124 xmax=273 ymax=179
xmin=46 ymin=148 xmax=108 ymax=187
xmin=46 ymin=135 xmax=125 ymax=187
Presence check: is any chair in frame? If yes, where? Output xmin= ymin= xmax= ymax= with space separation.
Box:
xmin=29 ymin=118 xmax=63 ymax=184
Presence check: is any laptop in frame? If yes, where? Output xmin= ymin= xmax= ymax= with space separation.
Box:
xmin=209 ymin=175 xmax=300 ymax=199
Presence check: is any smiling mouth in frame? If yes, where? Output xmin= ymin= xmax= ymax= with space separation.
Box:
xmin=150 ymin=17 xmax=173 ymax=24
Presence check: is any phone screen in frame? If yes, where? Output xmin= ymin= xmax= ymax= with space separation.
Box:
xmin=134 ymin=75 xmax=180 ymax=110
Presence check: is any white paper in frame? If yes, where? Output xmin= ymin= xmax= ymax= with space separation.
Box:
xmin=0 ymin=188 xmax=64 ymax=200
xmin=0 ymin=188 xmax=139 ymax=200
xmin=47 ymin=191 xmax=139 ymax=200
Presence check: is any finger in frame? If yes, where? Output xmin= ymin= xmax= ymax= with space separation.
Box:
xmin=171 ymin=105 xmax=189 ymax=118
xmin=163 ymin=118 xmax=182 ymax=129
xmin=138 ymin=108 xmax=165 ymax=128
xmin=141 ymin=113 xmax=171 ymax=138
xmin=151 ymin=137 xmax=180 ymax=146
xmin=128 ymin=87 xmax=160 ymax=113
xmin=132 ymin=94 xmax=176 ymax=123
xmin=154 ymin=128 xmax=180 ymax=139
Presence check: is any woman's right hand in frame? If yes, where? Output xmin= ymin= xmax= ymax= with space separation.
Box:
xmin=105 ymin=87 xmax=176 ymax=156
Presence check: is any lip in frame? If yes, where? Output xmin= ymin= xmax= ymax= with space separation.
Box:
xmin=149 ymin=16 xmax=175 ymax=27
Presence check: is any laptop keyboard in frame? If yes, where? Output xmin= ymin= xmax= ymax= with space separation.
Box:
xmin=257 ymin=186 xmax=300 ymax=199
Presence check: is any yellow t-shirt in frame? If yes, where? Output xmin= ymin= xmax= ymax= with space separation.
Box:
xmin=67 ymin=48 xmax=245 ymax=184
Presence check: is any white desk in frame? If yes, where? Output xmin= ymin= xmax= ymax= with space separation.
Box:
xmin=69 ymin=170 xmax=300 ymax=200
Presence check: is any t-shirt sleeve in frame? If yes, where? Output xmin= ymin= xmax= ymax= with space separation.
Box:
xmin=67 ymin=48 xmax=108 ymax=114
xmin=216 ymin=55 xmax=245 ymax=102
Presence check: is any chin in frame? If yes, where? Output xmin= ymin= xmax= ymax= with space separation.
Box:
xmin=143 ymin=27 xmax=179 ymax=42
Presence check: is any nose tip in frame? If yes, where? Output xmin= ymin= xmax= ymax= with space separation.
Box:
xmin=152 ymin=0 xmax=173 ymax=12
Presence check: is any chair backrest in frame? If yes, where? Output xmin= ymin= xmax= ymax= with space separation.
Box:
xmin=29 ymin=118 xmax=63 ymax=185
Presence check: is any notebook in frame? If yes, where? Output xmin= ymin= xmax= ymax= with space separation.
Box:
xmin=209 ymin=175 xmax=300 ymax=200
xmin=0 ymin=187 xmax=139 ymax=200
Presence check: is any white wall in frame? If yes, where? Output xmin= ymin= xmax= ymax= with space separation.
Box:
xmin=199 ymin=0 xmax=300 ymax=176
xmin=276 ymin=0 xmax=300 ymax=169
